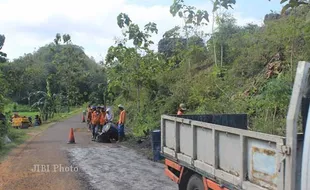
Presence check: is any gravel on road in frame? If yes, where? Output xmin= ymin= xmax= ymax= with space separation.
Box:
xmin=0 ymin=114 xmax=178 ymax=190
xmin=68 ymin=146 xmax=177 ymax=190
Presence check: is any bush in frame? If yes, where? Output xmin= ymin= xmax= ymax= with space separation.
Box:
xmin=0 ymin=113 xmax=9 ymax=149
xmin=6 ymin=103 xmax=33 ymax=112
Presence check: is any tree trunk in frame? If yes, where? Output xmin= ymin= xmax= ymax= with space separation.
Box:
xmin=291 ymin=7 xmax=296 ymax=82
xmin=104 ymin=89 xmax=107 ymax=109
xmin=188 ymin=59 xmax=191 ymax=76
xmin=67 ymin=99 xmax=70 ymax=113
xmin=220 ymin=44 xmax=223 ymax=67
xmin=212 ymin=11 xmax=217 ymax=66
xmin=67 ymin=86 xmax=70 ymax=113
xmin=137 ymin=83 xmax=140 ymax=113
xmin=290 ymin=38 xmax=294 ymax=82
xmin=185 ymin=25 xmax=190 ymax=72
xmin=272 ymin=106 xmax=277 ymax=134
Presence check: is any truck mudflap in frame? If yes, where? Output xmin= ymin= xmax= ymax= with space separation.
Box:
xmin=203 ymin=178 xmax=229 ymax=190
xmin=165 ymin=159 xmax=230 ymax=190
xmin=165 ymin=159 xmax=184 ymax=183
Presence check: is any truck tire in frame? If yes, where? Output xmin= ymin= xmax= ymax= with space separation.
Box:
xmin=186 ymin=174 xmax=204 ymax=190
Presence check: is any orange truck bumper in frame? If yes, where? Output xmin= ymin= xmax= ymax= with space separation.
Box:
xmin=164 ymin=159 xmax=229 ymax=190
xmin=164 ymin=159 xmax=184 ymax=183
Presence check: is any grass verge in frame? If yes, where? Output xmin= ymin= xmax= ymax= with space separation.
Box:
xmin=0 ymin=106 xmax=84 ymax=161
xmin=48 ymin=107 xmax=84 ymax=122
xmin=17 ymin=112 xmax=39 ymax=119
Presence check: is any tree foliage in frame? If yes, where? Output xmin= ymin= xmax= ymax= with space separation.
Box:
xmin=117 ymin=13 xmax=158 ymax=48
xmin=0 ymin=33 xmax=106 ymax=121
xmin=104 ymin=4 xmax=310 ymax=136
xmin=0 ymin=0 xmax=310 ymax=139
xmin=106 ymin=14 xmax=164 ymax=114
xmin=170 ymin=0 xmax=210 ymax=25
xmin=0 ymin=35 xmax=7 ymax=63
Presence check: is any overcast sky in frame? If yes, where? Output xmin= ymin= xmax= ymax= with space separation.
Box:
xmin=1 ymin=0 xmax=283 ymax=62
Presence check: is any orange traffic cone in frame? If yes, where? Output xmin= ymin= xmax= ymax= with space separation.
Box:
xmin=82 ymin=115 xmax=85 ymax=122
xmin=67 ymin=128 xmax=76 ymax=144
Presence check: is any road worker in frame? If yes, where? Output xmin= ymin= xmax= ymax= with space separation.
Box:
xmin=35 ymin=115 xmax=42 ymax=125
xmin=106 ymin=107 xmax=113 ymax=123
xmin=177 ymin=103 xmax=186 ymax=115
xmin=82 ymin=110 xmax=86 ymax=122
xmin=99 ymin=106 xmax=107 ymax=133
xmin=106 ymin=107 xmax=116 ymax=129
xmin=91 ymin=106 xmax=101 ymax=140
xmin=87 ymin=105 xmax=91 ymax=117
xmin=117 ymin=104 xmax=126 ymax=142
xmin=87 ymin=106 xmax=95 ymax=131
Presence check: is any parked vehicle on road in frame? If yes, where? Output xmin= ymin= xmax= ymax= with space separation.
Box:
xmin=12 ymin=116 xmax=31 ymax=129
xmin=95 ymin=122 xmax=118 ymax=143
xmin=161 ymin=61 xmax=310 ymax=190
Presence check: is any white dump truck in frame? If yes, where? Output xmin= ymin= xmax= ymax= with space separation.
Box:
xmin=161 ymin=61 xmax=310 ymax=190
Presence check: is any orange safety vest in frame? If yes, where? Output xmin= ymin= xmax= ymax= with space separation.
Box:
xmin=91 ymin=111 xmax=100 ymax=125
xmin=118 ymin=110 xmax=126 ymax=124
xmin=87 ymin=110 xmax=92 ymax=121
xmin=177 ymin=110 xmax=183 ymax=115
xmin=99 ymin=112 xmax=106 ymax=125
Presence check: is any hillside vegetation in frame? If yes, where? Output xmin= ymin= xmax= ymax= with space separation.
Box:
xmin=0 ymin=1 xmax=309 ymax=142
xmin=105 ymin=4 xmax=310 ymax=136
xmin=0 ymin=34 xmax=106 ymax=148
xmin=1 ymin=35 xmax=106 ymax=109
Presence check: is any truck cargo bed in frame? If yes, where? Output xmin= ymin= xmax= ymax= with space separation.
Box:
xmin=161 ymin=114 xmax=303 ymax=190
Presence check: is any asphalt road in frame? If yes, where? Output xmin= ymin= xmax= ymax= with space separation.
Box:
xmin=0 ymin=115 xmax=177 ymax=190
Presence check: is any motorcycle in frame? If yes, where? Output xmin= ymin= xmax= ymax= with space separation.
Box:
xmin=95 ymin=122 xmax=118 ymax=143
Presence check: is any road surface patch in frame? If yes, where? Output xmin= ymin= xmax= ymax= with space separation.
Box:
xmin=67 ymin=146 xmax=178 ymax=190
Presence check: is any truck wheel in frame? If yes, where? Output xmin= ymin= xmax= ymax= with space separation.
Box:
xmin=186 ymin=174 xmax=204 ymax=190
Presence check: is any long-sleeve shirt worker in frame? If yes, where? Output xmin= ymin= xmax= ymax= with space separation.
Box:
xmin=118 ymin=110 xmax=126 ymax=124
xmin=99 ymin=112 xmax=106 ymax=125
xmin=106 ymin=113 xmax=113 ymax=122
xmin=91 ymin=111 xmax=100 ymax=125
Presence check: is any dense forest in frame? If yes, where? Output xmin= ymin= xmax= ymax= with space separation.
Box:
xmin=0 ymin=0 xmax=310 ymax=141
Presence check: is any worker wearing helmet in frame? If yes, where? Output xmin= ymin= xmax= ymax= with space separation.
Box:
xmin=87 ymin=104 xmax=91 ymax=111
xmin=177 ymin=103 xmax=186 ymax=115
xmin=117 ymin=104 xmax=126 ymax=142
xmin=99 ymin=106 xmax=106 ymax=133
xmin=91 ymin=106 xmax=101 ymax=140
xmin=87 ymin=106 xmax=95 ymax=131
xmin=106 ymin=107 xmax=114 ymax=123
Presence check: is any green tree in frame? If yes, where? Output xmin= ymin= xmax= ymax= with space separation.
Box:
xmin=110 ymin=13 xmax=159 ymax=112
xmin=214 ymin=12 xmax=239 ymax=67
xmin=51 ymin=33 xmax=86 ymax=112
xmin=30 ymin=75 xmax=59 ymax=120
xmin=158 ymin=26 xmax=205 ymax=67
xmin=0 ymin=35 xmax=7 ymax=63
